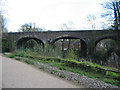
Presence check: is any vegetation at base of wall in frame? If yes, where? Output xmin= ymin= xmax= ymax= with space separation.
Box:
xmin=11 ymin=50 xmax=120 ymax=73
xmin=23 ymin=41 xmax=62 ymax=58
xmin=5 ymin=50 xmax=120 ymax=87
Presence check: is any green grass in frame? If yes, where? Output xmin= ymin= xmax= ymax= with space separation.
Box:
xmin=13 ymin=50 xmax=25 ymax=57
xmin=6 ymin=54 xmax=15 ymax=58
xmin=38 ymin=60 xmax=52 ymax=63
xmin=53 ymin=70 xmax=58 ymax=73
xmin=25 ymin=60 xmax=34 ymax=65
xmin=15 ymin=57 xmax=21 ymax=61
xmin=103 ymin=79 xmax=119 ymax=86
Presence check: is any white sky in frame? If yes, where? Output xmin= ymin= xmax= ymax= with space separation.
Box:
xmin=4 ymin=0 xmax=104 ymax=32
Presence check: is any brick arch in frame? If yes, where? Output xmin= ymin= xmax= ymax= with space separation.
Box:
xmin=51 ymin=35 xmax=87 ymax=44
xmin=95 ymin=36 xmax=117 ymax=47
xmin=51 ymin=36 xmax=87 ymax=57
xmin=16 ymin=37 xmax=44 ymax=49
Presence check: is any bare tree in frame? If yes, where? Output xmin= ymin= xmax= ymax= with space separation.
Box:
xmin=87 ymin=14 xmax=97 ymax=30
xmin=60 ymin=21 xmax=74 ymax=30
xmin=101 ymin=0 xmax=120 ymax=30
xmin=0 ymin=0 xmax=7 ymax=33
xmin=0 ymin=14 xmax=7 ymax=33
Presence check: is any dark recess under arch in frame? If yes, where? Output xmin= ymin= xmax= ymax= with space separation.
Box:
xmin=51 ymin=36 xmax=87 ymax=57
xmin=16 ymin=37 xmax=44 ymax=49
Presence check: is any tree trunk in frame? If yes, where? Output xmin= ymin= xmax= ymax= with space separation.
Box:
xmin=113 ymin=2 xmax=118 ymax=30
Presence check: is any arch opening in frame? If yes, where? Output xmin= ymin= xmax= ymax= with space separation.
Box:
xmin=96 ymin=38 xmax=117 ymax=54
xmin=16 ymin=37 xmax=44 ymax=50
xmin=95 ymin=37 xmax=118 ymax=56
xmin=94 ymin=38 xmax=119 ymax=66
xmin=95 ymin=36 xmax=117 ymax=47
xmin=51 ymin=36 xmax=87 ymax=59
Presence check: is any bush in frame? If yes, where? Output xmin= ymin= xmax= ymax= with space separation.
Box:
xmin=66 ymin=49 xmax=78 ymax=60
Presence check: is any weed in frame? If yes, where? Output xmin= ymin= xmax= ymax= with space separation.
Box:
xmin=53 ymin=70 xmax=58 ymax=73
xmin=39 ymin=67 xmax=44 ymax=70
xmin=59 ymin=74 xmax=66 ymax=78
xmin=103 ymin=79 xmax=118 ymax=86
xmin=8 ymin=55 xmax=15 ymax=58
xmin=13 ymin=50 xmax=25 ymax=57
xmin=107 ymin=72 xmax=119 ymax=79
xmin=51 ymin=71 xmax=53 ymax=74
xmin=25 ymin=60 xmax=34 ymax=65
xmin=59 ymin=67 xmax=66 ymax=70
xmin=15 ymin=57 xmax=21 ymax=61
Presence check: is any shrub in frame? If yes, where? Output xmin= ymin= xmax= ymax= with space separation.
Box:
xmin=66 ymin=49 xmax=78 ymax=60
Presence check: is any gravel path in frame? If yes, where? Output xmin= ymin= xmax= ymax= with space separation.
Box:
xmin=2 ymin=56 xmax=85 ymax=88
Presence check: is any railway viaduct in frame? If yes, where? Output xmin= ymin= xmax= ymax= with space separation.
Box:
xmin=2 ymin=30 xmax=119 ymax=56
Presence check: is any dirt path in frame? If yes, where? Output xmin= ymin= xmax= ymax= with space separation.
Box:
xmin=2 ymin=56 xmax=85 ymax=88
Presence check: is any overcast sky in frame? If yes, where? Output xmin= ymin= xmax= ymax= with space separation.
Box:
xmin=4 ymin=0 xmax=104 ymax=32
